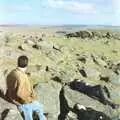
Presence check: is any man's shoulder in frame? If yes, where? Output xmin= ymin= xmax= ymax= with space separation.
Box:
xmin=7 ymin=68 xmax=28 ymax=81
xmin=8 ymin=68 xmax=23 ymax=77
xmin=9 ymin=68 xmax=19 ymax=74
xmin=6 ymin=69 xmax=17 ymax=81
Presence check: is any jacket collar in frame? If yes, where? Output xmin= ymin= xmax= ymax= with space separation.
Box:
xmin=17 ymin=67 xmax=27 ymax=73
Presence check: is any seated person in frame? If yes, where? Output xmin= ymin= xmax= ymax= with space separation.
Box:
xmin=68 ymin=79 xmax=119 ymax=109
xmin=73 ymin=103 xmax=111 ymax=120
xmin=6 ymin=55 xmax=46 ymax=120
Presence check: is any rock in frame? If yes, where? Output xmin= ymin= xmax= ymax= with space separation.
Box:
xmin=4 ymin=109 xmax=22 ymax=120
xmin=36 ymin=65 xmax=42 ymax=71
xmin=35 ymin=36 xmax=38 ymax=39
xmin=78 ymin=67 xmax=100 ymax=79
xmin=78 ymin=68 xmax=87 ymax=78
xmin=56 ymin=31 xmax=67 ymax=34
xmin=51 ymin=76 xmax=62 ymax=84
xmin=112 ymin=33 xmax=120 ymax=40
xmin=85 ymin=67 xmax=100 ymax=78
xmin=76 ymin=52 xmax=95 ymax=65
xmin=91 ymin=31 xmax=100 ymax=38
xmin=109 ymin=63 xmax=120 ymax=75
xmin=0 ymin=98 xmax=22 ymax=120
xmin=76 ymin=53 xmax=87 ymax=63
xmin=32 ymin=44 xmax=41 ymax=50
xmin=91 ymin=54 xmax=107 ymax=67
xmin=4 ymin=36 xmax=10 ymax=45
xmin=22 ymin=35 xmax=25 ymax=38
xmin=110 ymin=73 xmax=120 ymax=85
xmin=53 ymin=45 xmax=61 ymax=52
xmin=24 ymin=39 xmax=35 ymax=45
xmin=38 ymin=38 xmax=43 ymax=42
xmin=101 ymin=70 xmax=116 ymax=83
xmin=42 ymin=34 xmax=46 ymax=37
xmin=0 ymin=69 xmax=7 ymax=92
xmin=18 ymin=45 xmax=25 ymax=51
xmin=105 ymin=32 xmax=111 ymax=39
xmin=77 ymin=56 xmax=86 ymax=64
xmin=65 ymin=111 xmax=77 ymax=120
xmin=100 ymin=75 xmax=110 ymax=82
xmin=79 ymin=31 xmax=93 ymax=39
xmin=104 ymin=41 xmax=110 ymax=45
xmin=34 ymin=81 xmax=62 ymax=120
xmin=65 ymin=31 xmax=93 ymax=39
xmin=65 ymin=33 xmax=75 ymax=38
xmin=112 ymin=50 xmax=118 ymax=54
xmin=38 ymin=41 xmax=53 ymax=52
xmin=45 ymin=66 xmax=49 ymax=72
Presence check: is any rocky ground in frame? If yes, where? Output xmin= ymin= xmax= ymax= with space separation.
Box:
xmin=0 ymin=26 xmax=120 ymax=120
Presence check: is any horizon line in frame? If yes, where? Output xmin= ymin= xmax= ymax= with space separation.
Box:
xmin=0 ymin=24 xmax=120 ymax=27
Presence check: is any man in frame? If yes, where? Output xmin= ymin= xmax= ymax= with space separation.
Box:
xmin=6 ymin=55 xmax=46 ymax=120
xmin=68 ymin=79 xmax=119 ymax=109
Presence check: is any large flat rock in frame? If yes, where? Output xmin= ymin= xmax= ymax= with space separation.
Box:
xmin=0 ymin=98 xmax=22 ymax=120
xmin=34 ymin=81 xmax=62 ymax=120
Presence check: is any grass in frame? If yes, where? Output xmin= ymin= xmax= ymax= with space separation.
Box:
xmin=0 ymin=27 xmax=120 ymax=115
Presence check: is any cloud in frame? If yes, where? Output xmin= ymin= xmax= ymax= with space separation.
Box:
xmin=113 ymin=0 xmax=120 ymax=13
xmin=111 ymin=0 xmax=120 ymax=24
xmin=46 ymin=0 xmax=96 ymax=14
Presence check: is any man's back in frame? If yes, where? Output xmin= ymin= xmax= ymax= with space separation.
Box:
xmin=6 ymin=68 xmax=36 ymax=105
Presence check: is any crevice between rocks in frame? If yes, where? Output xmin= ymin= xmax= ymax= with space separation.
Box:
xmin=58 ymin=87 xmax=70 ymax=120
xmin=1 ymin=109 xmax=10 ymax=120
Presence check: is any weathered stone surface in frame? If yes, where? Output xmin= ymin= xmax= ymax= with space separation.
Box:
xmin=91 ymin=55 xmax=107 ymax=67
xmin=65 ymin=31 xmax=93 ymax=39
xmin=0 ymin=98 xmax=22 ymax=120
xmin=65 ymin=111 xmax=77 ymax=120
xmin=85 ymin=67 xmax=100 ymax=78
xmin=78 ymin=67 xmax=100 ymax=79
xmin=34 ymin=81 xmax=62 ymax=120
xmin=24 ymin=39 xmax=35 ymax=45
xmin=32 ymin=44 xmax=41 ymax=50
xmin=102 ymin=70 xmax=120 ymax=85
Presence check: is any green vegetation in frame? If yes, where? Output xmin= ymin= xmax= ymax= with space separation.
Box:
xmin=0 ymin=27 xmax=120 ymax=111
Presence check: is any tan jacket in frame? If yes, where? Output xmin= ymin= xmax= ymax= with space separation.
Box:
xmin=6 ymin=68 xmax=37 ymax=105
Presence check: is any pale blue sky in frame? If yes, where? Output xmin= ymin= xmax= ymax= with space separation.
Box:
xmin=0 ymin=0 xmax=119 ymax=25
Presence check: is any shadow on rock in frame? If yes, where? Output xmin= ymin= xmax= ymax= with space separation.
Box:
xmin=58 ymin=87 xmax=71 ymax=120
xmin=0 ymin=89 xmax=8 ymax=102
xmin=1 ymin=109 xmax=10 ymax=120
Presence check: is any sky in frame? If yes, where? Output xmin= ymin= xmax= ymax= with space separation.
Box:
xmin=0 ymin=0 xmax=120 ymax=25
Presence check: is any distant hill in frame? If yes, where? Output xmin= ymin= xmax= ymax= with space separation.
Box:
xmin=0 ymin=24 xmax=29 ymax=27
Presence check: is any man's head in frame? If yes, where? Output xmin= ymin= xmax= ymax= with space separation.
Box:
xmin=18 ymin=55 xmax=28 ymax=68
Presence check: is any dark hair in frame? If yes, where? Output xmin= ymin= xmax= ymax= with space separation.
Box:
xmin=18 ymin=55 xmax=28 ymax=68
